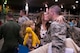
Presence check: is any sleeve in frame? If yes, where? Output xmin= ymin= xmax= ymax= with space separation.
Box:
xmin=54 ymin=25 xmax=66 ymax=36
xmin=18 ymin=18 xmax=23 ymax=25
xmin=50 ymin=23 xmax=66 ymax=41
xmin=0 ymin=25 xmax=3 ymax=39
xmin=43 ymin=24 xmax=52 ymax=43
xmin=44 ymin=23 xmax=63 ymax=43
xmin=18 ymin=35 xmax=23 ymax=45
xmin=17 ymin=25 xmax=23 ymax=44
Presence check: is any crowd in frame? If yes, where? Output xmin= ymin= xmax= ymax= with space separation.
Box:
xmin=0 ymin=5 xmax=80 ymax=53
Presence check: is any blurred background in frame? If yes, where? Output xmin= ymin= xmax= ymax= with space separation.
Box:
xmin=0 ymin=0 xmax=80 ymax=21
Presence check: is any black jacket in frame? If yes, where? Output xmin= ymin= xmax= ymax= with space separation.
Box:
xmin=0 ymin=20 xmax=23 ymax=48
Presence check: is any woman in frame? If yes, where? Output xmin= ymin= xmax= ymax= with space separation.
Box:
xmin=35 ymin=12 xmax=50 ymax=45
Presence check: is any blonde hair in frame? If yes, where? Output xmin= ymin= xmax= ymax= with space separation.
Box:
xmin=20 ymin=20 xmax=34 ymax=38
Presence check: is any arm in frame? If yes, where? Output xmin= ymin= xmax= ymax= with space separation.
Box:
xmin=44 ymin=22 xmax=66 ymax=43
xmin=17 ymin=25 xmax=23 ymax=44
xmin=43 ymin=25 xmax=52 ymax=43
xmin=0 ymin=25 xmax=3 ymax=39
xmin=50 ymin=22 xmax=66 ymax=41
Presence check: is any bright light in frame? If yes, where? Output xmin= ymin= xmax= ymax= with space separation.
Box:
xmin=46 ymin=8 xmax=48 ymax=12
xmin=40 ymin=8 xmax=42 ymax=10
xmin=72 ymin=5 xmax=76 ymax=9
xmin=4 ymin=0 xmax=7 ymax=4
xmin=25 ymin=3 xmax=28 ymax=12
xmin=45 ymin=4 xmax=48 ymax=7
xmin=55 ymin=0 xmax=58 ymax=2
xmin=75 ymin=1 xmax=79 ymax=3
xmin=61 ymin=5 xmax=63 ymax=8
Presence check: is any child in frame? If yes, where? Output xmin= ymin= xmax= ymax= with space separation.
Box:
xmin=20 ymin=20 xmax=40 ymax=51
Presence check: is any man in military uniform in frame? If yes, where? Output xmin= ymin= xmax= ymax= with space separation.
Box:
xmin=0 ymin=12 xmax=23 ymax=53
xmin=44 ymin=5 xmax=67 ymax=53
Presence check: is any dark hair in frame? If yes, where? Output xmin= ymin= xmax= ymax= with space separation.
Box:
xmin=46 ymin=21 xmax=51 ymax=30
xmin=35 ymin=12 xmax=44 ymax=39
xmin=6 ymin=12 xmax=13 ymax=18
xmin=21 ymin=9 xmax=26 ymax=15
xmin=36 ymin=12 xmax=44 ymax=25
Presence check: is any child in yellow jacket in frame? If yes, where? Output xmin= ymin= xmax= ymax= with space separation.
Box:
xmin=20 ymin=20 xmax=40 ymax=51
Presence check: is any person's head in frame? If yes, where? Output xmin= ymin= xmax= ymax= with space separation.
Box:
xmin=22 ymin=20 xmax=35 ymax=30
xmin=36 ymin=11 xmax=49 ymax=25
xmin=48 ymin=5 xmax=61 ymax=20
xmin=43 ymin=12 xmax=49 ymax=21
xmin=20 ymin=10 xmax=27 ymax=17
xmin=6 ymin=12 xmax=14 ymax=20
xmin=20 ymin=20 xmax=35 ymax=38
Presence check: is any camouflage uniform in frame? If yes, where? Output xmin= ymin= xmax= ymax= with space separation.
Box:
xmin=70 ymin=27 xmax=80 ymax=47
xmin=44 ymin=21 xmax=67 ymax=53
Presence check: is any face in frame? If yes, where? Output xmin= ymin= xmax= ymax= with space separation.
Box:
xmin=43 ymin=12 xmax=49 ymax=21
xmin=30 ymin=23 xmax=35 ymax=31
xmin=48 ymin=9 xmax=54 ymax=20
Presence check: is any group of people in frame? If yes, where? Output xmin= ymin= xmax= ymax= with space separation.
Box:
xmin=0 ymin=5 xmax=80 ymax=53
xmin=67 ymin=18 xmax=80 ymax=27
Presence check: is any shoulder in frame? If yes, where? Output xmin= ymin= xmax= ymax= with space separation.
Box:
xmin=59 ymin=15 xmax=65 ymax=18
xmin=14 ymin=21 xmax=20 ymax=27
xmin=0 ymin=22 xmax=8 ymax=29
xmin=25 ymin=16 xmax=29 ymax=18
xmin=18 ymin=17 xmax=22 ymax=20
xmin=51 ymin=21 xmax=59 ymax=26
